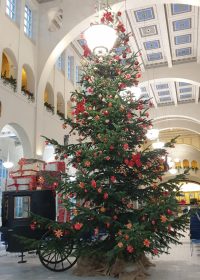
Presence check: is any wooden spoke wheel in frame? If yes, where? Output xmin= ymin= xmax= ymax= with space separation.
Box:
xmin=38 ymin=231 xmax=78 ymax=272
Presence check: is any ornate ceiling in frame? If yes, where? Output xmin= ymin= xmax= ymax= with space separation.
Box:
xmin=76 ymin=3 xmax=200 ymax=107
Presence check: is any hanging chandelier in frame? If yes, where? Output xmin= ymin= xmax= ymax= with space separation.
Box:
xmin=84 ymin=24 xmax=117 ymax=56
xmin=3 ymin=161 xmax=14 ymax=169
xmin=3 ymin=145 xmax=14 ymax=169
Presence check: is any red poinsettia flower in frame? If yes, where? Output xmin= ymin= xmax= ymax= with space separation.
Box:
xmin=143 ymin=239 xmax=151 ymax=247
xmin=160 ymin=215 xmax=168 ymax=223
xmin=75 ymin=99 xmax=85 ymax=115
xmin=127 ymin=245 xmax=134 ymax=253
xmin=132 ymin=153 xmax=142 ymax=167
xmin=152 ymin=248 xmax=159 ymax=255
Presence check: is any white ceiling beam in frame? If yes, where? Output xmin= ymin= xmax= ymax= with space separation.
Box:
xmin=170 ymin=82 xmax=178 ymax=106
xmin=124 ymin=11 xmax=145 ymax=72
xmin=156 ymin=4 xmax=172 ymax=68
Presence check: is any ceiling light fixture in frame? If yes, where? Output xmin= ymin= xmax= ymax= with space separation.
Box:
xmin=3 ymin=148 xmax=14 ymax=169
xmin=169 ymin=168 xmax=177 ymax=175
xmin=84 ymin=24 xmax=117 ymax=56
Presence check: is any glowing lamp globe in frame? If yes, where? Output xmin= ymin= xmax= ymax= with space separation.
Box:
xmin=3 ymin=161 xmax=14 ymax=169
xmin=169 ymin=168 xmax=177 ymax=175
xmin=152 ymin=140 xmax=164 ymax=149
xmin=146 ymin=129 xmax=159 ymax=140
xmin=130 ymin=86 xmax=142 ymax=100
xmin=84 ymin=24 xmax=117 ymax=55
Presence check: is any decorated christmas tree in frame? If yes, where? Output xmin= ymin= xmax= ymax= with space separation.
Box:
xmin=33 ymin=9 xmax=190 ymax=278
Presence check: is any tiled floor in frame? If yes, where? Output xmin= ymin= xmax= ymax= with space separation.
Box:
xmin=0 ymin=232 xmax=200 ymax=280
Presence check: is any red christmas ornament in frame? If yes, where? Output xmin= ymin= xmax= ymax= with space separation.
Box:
xmin=127 ymin=112 xmax=132 ymax=119
xmin=98 ymin=187 xmax=102 ymax=193
xmin=30 ymin=222 xmax=37 ymax=231
xmin=123 ymin=143 xmax=129 ymax=150
xmin=110 ymin=176 xmax=116 ymax=183
xmin=110 ymin=145 xmax=114 ymax=150
xmin=136 ymin=73 xmax=142 ymax=79
xmin=74 ymin=222 xmax=83 ymax=230
xmin=118 ymin=82 xmax=126 ymax=90
xmin=79 ymin=182 xmax=85 ymax=189
xmin=125 ymin=73 xmax=131 ymax=79
xmin=91 ymin=179 xmax=97 ymax=188
xmin=117 ymin=11 xmax=122 ymax=16
xmin=103 ymin=110 xmax=109 ymax=116
xmin=167 ymin=209 xmax=173 ymax=215
xmin=104 ymin=192 xmax=108 ymax=200
xmin=53 ymin=182 xmax=58 ymax=188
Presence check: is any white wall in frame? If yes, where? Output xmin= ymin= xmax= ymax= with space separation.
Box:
xmin=0 ymin=0 xmax=81 ymax=160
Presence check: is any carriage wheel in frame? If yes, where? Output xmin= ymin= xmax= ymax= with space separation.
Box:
xmin=38 ymin=231 xmax=78 ymax=272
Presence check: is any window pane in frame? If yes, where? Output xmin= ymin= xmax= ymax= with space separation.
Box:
xmin=14 ymin=196 xmax=30 ymax=219
xmin=6 ymin=0 xmax=16 ymax=20
xmin=24 ymin=5 xmax=32 ymax=38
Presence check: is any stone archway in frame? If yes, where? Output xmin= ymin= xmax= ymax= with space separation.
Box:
xmin=0 ymin=123 xmax=32 ymax=161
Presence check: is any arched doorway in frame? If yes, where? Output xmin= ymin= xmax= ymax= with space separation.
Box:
xmin=44 ymin=83 xmax=54 ymax=114
xmin=57 ymin=92 xmax=65 ymax=118
xmin=1 ymin=49 xmax=17 ymax=92
xmin=21 ymin=64 xmax=35 ymax=102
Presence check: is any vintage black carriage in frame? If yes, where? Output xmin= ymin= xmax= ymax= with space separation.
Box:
xmin=0 ymin=189 xmax=78 ymax=271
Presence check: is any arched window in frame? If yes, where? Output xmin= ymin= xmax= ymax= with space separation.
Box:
xmin=44 ymin=83 xmax=54 ymax=114
xmin=183 ymin=159 xmax=189 ymax=169
xmin=175 ymin=162 xmax=182 ymax=169
xmin=21 ymin=64 xmax=35 ymax=102
xmin=1 ymin=49 xmax=17 ymax=91
xmin=191 ymin=160 xmax=198 ymax=170
xmin=57 ymin=92 xmax=65 ymax=118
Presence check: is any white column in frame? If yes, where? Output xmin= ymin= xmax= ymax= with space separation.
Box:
xmin=16 ymin=0 xmax=25 ymax=95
